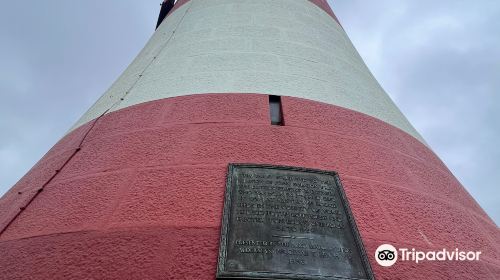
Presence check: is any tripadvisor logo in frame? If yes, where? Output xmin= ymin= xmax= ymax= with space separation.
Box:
xmin=375 ymin=244 xmax=482 ymax=267
xmin=375 ymin=244 xmax=397 ymax=267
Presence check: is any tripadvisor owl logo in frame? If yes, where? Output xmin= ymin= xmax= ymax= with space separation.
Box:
xmin=375 ymin=244 xmax=397 ymax=267
xmin=375 ymin=244 xmax=482 ymax=267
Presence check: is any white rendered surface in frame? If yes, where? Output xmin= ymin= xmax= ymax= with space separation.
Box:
xmin=71 ymin=0 xmax=423 ymax=142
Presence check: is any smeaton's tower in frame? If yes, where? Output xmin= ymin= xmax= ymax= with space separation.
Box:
xmin=1 ymin=1 xmax=498 ymax=279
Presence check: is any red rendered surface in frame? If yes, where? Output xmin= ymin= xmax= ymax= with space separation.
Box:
xmin=0 ymin=94 xmax=498 ymax=279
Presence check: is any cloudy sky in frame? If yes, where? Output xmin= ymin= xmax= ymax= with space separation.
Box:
xmin=0 ymin=0 xmax=498 ymax=225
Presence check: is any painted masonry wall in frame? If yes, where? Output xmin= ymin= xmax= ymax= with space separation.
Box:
xmin=70 ymin=0 xmax=422 ymax=143
xmin=0 ymin=0 xmax=499 ymax=279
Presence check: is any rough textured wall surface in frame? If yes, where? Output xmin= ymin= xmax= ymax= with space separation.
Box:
xmin=1 ymin=94 xmax=498 ymax=279
xmin=70 ymin=0 xmax=422 ymax=143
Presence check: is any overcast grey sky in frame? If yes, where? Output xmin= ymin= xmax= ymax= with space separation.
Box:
xmin=0 ymin=0 xmax=498 ymax=225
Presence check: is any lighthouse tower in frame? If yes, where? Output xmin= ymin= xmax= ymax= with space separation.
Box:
xmin=0 ymin=0 xmax=498 ymax=279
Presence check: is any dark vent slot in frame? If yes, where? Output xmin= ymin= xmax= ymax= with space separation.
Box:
xmin=269 ymin=95 xmax=283 ymax=126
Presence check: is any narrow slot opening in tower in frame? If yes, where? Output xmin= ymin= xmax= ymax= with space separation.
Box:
xmin=269 ymin=95 xmax=283 ymax=126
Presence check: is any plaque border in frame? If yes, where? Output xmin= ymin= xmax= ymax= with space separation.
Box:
xmin=216 ymin=163 xmax=375 ymax=280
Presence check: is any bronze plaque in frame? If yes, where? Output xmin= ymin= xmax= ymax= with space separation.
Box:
xmin=217 ymin=164 xmax=374 ymax=280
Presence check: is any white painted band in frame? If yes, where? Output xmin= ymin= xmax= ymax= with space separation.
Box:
xmin=71 ymin=0 xmax=424 ymax=143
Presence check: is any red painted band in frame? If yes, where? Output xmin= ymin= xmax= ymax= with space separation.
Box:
xmin=0 ymin=94 xmax=498 ymax=279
